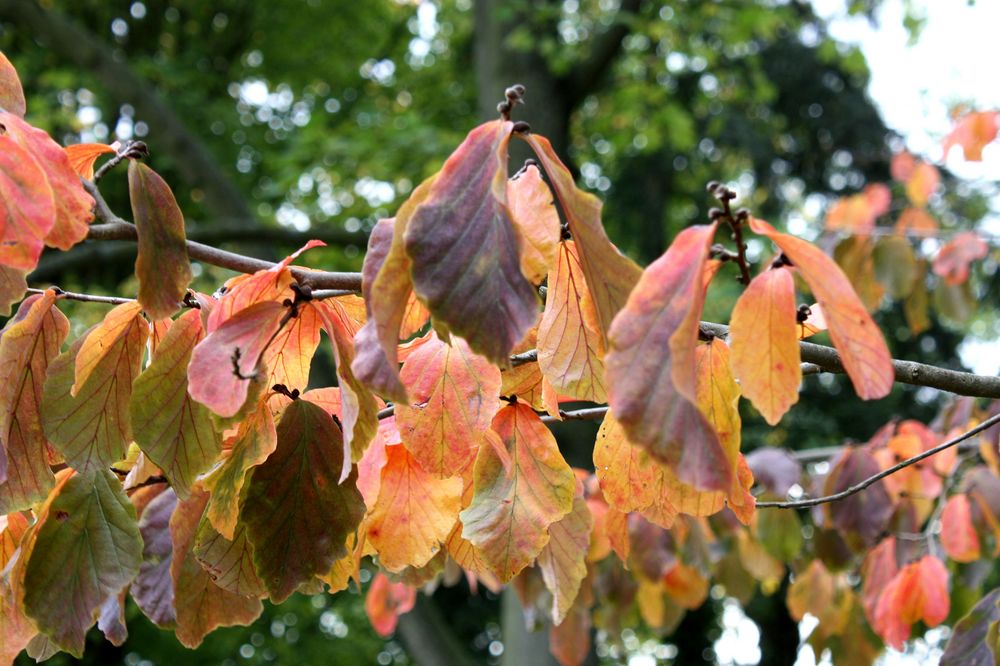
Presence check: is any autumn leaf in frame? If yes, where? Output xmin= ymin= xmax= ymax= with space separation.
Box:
xmin=128 ymin=161 xmax=193 ymax=320
xmin=593 ymin=411 xmax=660 ymax=514
xmin=933 ymin=231 xmax=989 ymax=285
xmin=749 ymin=217 xmax=893 ymax=400
xmin=729 ymin=267 xmax=800 ymax=425
xmin=0 ymin=513 xmax=34 ymax=664
xmin=873 ymin=235 xmax=918 ymax=299
xmin=549 ymin=569 xmax=594 ymax=666
xmin=240 ymin=398 xmax=366 ymax=602
xmin=43 ymin=307 xmax=149 ymax=471
xmin=823 ymin=447 xmax=894 ymax=548
xmin=904 ymin=161 xmax=940 ymax=208
xmin=188 ymin=300 xmax=287 ymax=418
xmin=537 ymin=489 xmax=592 ymax=624
xmin=1 ymin=112 xmax=93 ymax=252
xmin=0 ymin=51 xmax=26 ymax=117
xmin=460 ymin=402 xmax=575 ymax=582
xmin=65 ymin=143 xmax=116 ymax=180
xmin=130 ymin=310 xmax=222 ymax=498
xmin=940 ymin=588 xmax=1000 ymax=666
xmin=895 ymin=207 xmax=938 ymax=236
xmin=193 ymin=516 xmax=265 ymax=598
xmin=131 ymin=488 xmax=178 ymax=627
xmin=0 ymin=264 xmax=27 ymax=316
xmin=22 ymin=470 xmax=143 ymax=657
xmin=352 ymin=177 xmax=437 ymax=403
xmin=394 ymin=332 xmax=501 ymax=478
xmin=263 ymin=299 xmax=321 ymax=392
xmin=786 ymin=559 xmax=835 ymax=622
xmin=834 ymin=235 xmax=884 ymax=312
xmin=825 ymin=183 xmax=890 ymax=234
xmin=523 ymin=133 xmax=642 ymax=339
xmin=940 ymin=493 xmax=981 ymax=563
xmin=0 ymin=134 xmax=55 ymax=270
xmin=0 ymin=291 xmax=68 ymax=512
xmin=537 ymin=240 xmax=607 ymax=403
xmin=943 ymin=110 xmax=998 ymax=161
xmin=365 ymin=572 xmax=416 ymax=637
xmin=366 ymin=443 xmax=462 ymax=572
xmin=873 ymin=555 xmax=949 ymax=649
xmin=170 ymin=490 xmax=262 ymax=647
xmin=202 ymin=398 xmax=276 ymax=539
xmin=404 ymin=120 xmax=538 ymax=364
xmin=507 ymin=162 xmax=561 ymax=283
xmin=606 ymin=223 xmax=732 ymax=491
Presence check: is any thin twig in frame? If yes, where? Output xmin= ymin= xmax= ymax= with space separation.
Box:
xmin=27 ymin=287 xmax=136 ymax=306
xmin=756 ymin=413 xmax=1000 ymax=509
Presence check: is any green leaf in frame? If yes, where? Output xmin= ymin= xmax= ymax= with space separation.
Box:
xmin=128 ymin=161 xmax=193 ymax=320
xmin=240 ymin=399 xmax=366 ymax=602
xmin=130 ymin=310 xmax=222 ymax=498
xmin=22 ymin=470 xmax=142 ymax=657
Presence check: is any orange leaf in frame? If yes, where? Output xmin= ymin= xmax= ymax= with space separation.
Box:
xmin=352 ymin=179 xmax=437 ymax=403
xmin=891 ymin=150 xmax=916 ymax=182
xmin=940 ymin=494 xmax=981 ymax=563
xmin=797 ymin=302 xmax=826 ymax=339
xmin=1 ymin=112 xmax=93 ymax=251
xmin=537 ymin=240 xmax=607 ymax=402
xmin=43 ymin=307 xmax=149 ymax=471
xmin=825 ymin=183 xmax=891 ymax=234
xmin=365 ymin=572 xmax=416 ymax=637
xmin=65 ymin=143 xmax=115 ymax=180
xmin=459 ymin=402 xmax=575 ymax=582
xmin=593 ymin=411 xmax=660 ymax=514
xmin=943 ymin=110 xmax=998 ymax=161
xmin=904 ymin=161 xmax=940 ymax=208
xmin=508 ymin=163 xmax=561 ymax=283
xmin=193 ymin=519 xmax=265 ymax=598
xmin=787 ymin=559 xmax=835 ymax=622
xmin=0 ymin=291 xmax=68 ymax=512
xmin=861 ymin=536 xmax=898 ymax=627
xmin=729 ymin=267 xmax=800 ymax=425
xmin=366 ymin=443 xmax=462 ymax=572
xmin=188 ymin=300 xmax=287 ymax=418
xmin=873 ymin=555 xmax=949 ymax=649
xmin=895 ymin=207 xmax=938 ymax=237
xmin=933 ymin=231 xmax=988 ymax=286
xmin=662 ymin=562 xmax=709 ymax=609
xmin=606 ymin=223 xmax=731 ymax=491
xmin=405 ymin=120 xmax=538 ymax=363
xmin=0 ymin=264 xmax=27 ymax=316
xmin=523 ymin=133 xmax=642 ymax=339
xmin=0 ymin=133 xmax=55 ymax=270
xmin=749 ymin=217 xmax=893 ymax=400
xmin=0 ymin=51 xmax=26 ymax=117
xmin=128 ymin=161 xmax=193 ymax=320
xmin=537 ymin=489 xmax=592 ymax=624
xmin=395 ymin=333 xmax=501 ymax=477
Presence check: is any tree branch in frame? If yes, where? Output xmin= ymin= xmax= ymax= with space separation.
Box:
xmin=0 ymin=0 xmax=255 ymax=222
xmin=756 ymin=412 xmax=1000 ymax=509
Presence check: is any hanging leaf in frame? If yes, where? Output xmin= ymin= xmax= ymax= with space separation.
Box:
xmin=823 ymin=448 xmax=894 ymax=548
xmin=0 ymin=265 xmax=27 ymax=316
xmin=404 ymin=120 xmax=538 ymax=364
xmin=786 ymin=559 xmax=835 ymax=622
xmin=873 ymin=235 xmax=917 ymax=299
xmin=933 ymin=231 xmax=989 ymax=286
xmin=940 ymin=588 xmax=1000 ymax=666
xmin=170 ymin=490 xmax=262 ymax=647
xmin=824 ymin=183 xmax=891 ymax=234
xmin=0 ymin=291 xmax=68 ymax=512
xmin=729 ymin=267 xmax=800 ymax=425
xmin=395 ymin=333 xmax=501 ymax=478
xmin=872 ymin=555 xmax=949 ymax=649
xmin=1 ymin=112 xmax=93 ymax=251
xmin=0 ymin=134 xmax=55 ymax=270
xmin=132 ymin=488 xmax=178 ymax=627
xmin=606 ymin=223 xmax=731 ymax=491
xmin=366 ymin=443 xmax=462 ymax=572
xmin=364 ymin=572 xmax=416 ymax=637
xmin=127 ymin=161 xmax=193 ymax=319
xmin=460 ymin=402 xmax=575 ymax=582
xmin=537 ymin=240 xmax=607 ymax=403
xmin=537 ymin=489 xmax=592 ymax=625
xmin=904 ymin=161 xmax=940 ymax=208
xmin=239 ymin=398 xmax=365 ymax=602
xmin=131 ymin=310 xmax=222 ymax=498
xmin=523 ymin=134 xmax=641 ymax=340
xmin=352 ymin=177 xmax=437 ymax=403
xmin=22 ymin=470 xmax=143 ymax=657
xmin=943 ymin=110 xmax=998 ymax=161
xmin=507 ymin=162 xmax=561 ymax=283
xmin=188 ymin=300 xmax=287 ymax=418
xmin=193 ymin=517 xmax=265 ymax=598
xmin=593 ymin=411 xmax=660 ymax=514
xmin=202 ymin=398 xmax=277 ymax=539
xmin=43 ymin=307 xmax=149 ymax=471
xmin=940 ymin=493 xmax=981 ymax=563
xmin=65 ymin=143 xmax=116 ymax=180
xmin=0 ymin=52 xmax=26 ymax=117
xmin=834 ymin=235 xmax=884 ymax=312
xmin=749 ymin=218 xmax=893 ymax=400
xmin=895 ymin=207 xmax=938 ymax=236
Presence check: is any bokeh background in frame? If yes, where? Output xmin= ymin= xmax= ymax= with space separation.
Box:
xmin=2 ymin=0 xmax=998 ymax=664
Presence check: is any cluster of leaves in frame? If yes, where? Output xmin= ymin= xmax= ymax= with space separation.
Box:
xmin=824 ymin=110 xmax=998 ymax=330
xmin=2 ymin=51 xmax=1000 ymax=666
